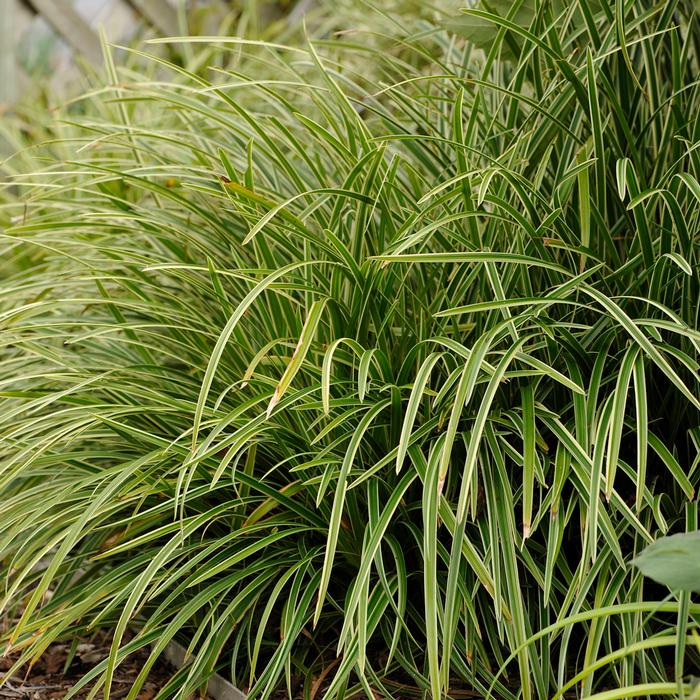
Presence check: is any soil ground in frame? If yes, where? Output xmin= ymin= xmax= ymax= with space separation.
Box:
xmin=0 ymin=627 xmax=210 ymax=700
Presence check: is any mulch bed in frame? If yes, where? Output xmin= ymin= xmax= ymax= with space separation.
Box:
xmin=0 ymin=627 xmax=210 ymax=700
xmin=1 ymin=622 xmax=502 ymax=699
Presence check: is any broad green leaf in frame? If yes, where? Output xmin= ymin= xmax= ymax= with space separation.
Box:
xmin=633 ymin=532 xmax=700 ymax=593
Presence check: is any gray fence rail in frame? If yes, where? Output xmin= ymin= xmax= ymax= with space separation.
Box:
xmin=0 ymin=0 xmax=190 ymax=106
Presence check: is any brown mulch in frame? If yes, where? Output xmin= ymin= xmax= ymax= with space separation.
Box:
xmin=0 ymin=627 xmax=211 ymax=700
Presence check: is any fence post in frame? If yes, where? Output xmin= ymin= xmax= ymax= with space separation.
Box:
xmin=24 ymin=0 xmax=102 ymax=64
xmin=127 ymin=0 xmax=179 ymax=36
xmin=0 ymin=0 xmax=17 ymax=107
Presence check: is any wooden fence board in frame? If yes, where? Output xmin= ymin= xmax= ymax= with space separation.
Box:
xmin=23 ymin=0 xmax=103 ymax=64
xmin=14 ymin=0 xmax=34 ymax=35
xmin=0 ymin=0 xmax=18 ymax=106
xmin=127 ymin=0 xmax=179 ymax=36
xmin=4 ymin=0 xmax=226 ymax=106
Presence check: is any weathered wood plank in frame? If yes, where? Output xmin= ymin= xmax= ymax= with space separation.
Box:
xmin=127 ymin=0 xmax=179 ymax=37
xmin=0 ymin=0 xmax=17 ymax=106
xmin=160 ymin=640 xmax=246 ymax=700
xmin=288 ymin=0 xmax=315 ymax=25
xmin=23 ymin=0 xmax=102 ymax=64
xmin=14 ymin=0 xmax=35 ymax=36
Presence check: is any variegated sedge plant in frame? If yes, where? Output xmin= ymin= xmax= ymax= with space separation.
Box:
xmin=1 ymin=1 xmax=699 ymax=699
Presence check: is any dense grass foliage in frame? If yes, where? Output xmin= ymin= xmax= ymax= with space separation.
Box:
xmin=1 ymin=1 xmax=699 ymax=698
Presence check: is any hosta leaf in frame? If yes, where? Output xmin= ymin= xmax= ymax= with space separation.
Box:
xmin=445 ymin=0 xmax=597 ymax=59
xmin=632 ymin=532 xmax=700 ymax=592
xmin=445 ymin=2 xmax=535 ymax=60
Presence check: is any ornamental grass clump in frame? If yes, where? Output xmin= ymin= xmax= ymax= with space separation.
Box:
xmin=1 ymin=1 xmax=699 ymax=698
